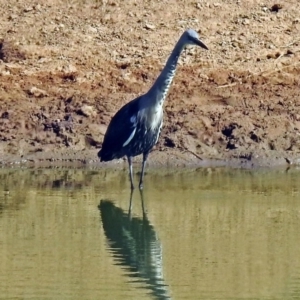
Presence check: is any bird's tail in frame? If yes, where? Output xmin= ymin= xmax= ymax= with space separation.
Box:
xmin=97 ymin=149 xmax=105 ymax=162
xmin=98 ymin=149 xmax=112 ymax=162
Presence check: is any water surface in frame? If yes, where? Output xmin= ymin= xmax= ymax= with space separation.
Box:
xmin=0 ymin=167 xmax=300 ymax=299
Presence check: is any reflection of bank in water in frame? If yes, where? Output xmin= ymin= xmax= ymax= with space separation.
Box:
xmin=98 ymin=191 xmax=171 ymax=300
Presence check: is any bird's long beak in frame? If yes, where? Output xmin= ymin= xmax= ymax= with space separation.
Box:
xmin=193 ymin=37 xmax=209 ymax=50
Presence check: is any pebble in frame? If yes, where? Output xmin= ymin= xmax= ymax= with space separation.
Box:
xmin=242 ymin=19 xmax=250 ymax=25
xmin=34 ymin=4 xmax=41 ymax=11
xmin=144 ymin=23 xmax=155 ymax=30
xmin=28 ymin=86 xmax=48 ymax=98
xmin=62 ymin=64 xmax=77 ymax=74
xmin=24 ymin=7 xmax=33 ymax=12
xmin=87 ymin=25 xmax=98 ymax=33
xmin=79 ymin=105 xmax=96 ymax=118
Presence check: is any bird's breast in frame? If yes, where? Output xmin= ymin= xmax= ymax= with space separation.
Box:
xmin=145 ymin=106 xmax=163 ymax=132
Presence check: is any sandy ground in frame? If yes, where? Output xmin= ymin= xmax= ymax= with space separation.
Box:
xmin=0 ymin=0 xmax=300 ymax=168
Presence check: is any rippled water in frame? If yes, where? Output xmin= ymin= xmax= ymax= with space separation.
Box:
xmin=0 ymin=167 xmax=300 ymax=299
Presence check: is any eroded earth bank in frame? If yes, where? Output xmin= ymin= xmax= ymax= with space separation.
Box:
xmin=0 ymin=0 xmax=300 ymax=168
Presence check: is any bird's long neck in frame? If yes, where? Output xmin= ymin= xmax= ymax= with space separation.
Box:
xmin=146 ymin=39 xmax=185 ymax=106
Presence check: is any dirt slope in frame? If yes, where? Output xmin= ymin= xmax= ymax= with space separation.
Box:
xmin=0 ymin=0 xmax=300 ymax=167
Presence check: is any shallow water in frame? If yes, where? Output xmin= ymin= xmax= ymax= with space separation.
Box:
xmin=0 ymin=167 xmax=300 ymax=299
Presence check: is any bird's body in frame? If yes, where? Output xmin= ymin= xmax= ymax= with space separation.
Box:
xmin=98 ymin=29 xmax=208 ymax=189
xmin=99 ymin=95 xmax=163 ymax=161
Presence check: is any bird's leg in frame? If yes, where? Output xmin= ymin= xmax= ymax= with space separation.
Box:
xmin=139 ymin=189 xmax=146 ymax=218
xmin=128 ymin=188 xmax=134 ymax=218
xmin=127 ymin=156 xmax=135 ymax=190
xmin=139 ymin=152 xmax=149 ymax=190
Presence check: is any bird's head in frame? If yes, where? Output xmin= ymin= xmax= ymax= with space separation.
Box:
xmin=182 ymin=29 xmax=208 ymax=50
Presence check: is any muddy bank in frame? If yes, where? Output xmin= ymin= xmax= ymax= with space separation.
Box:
xmin=0 ymin=147 xmax=297 ymax=170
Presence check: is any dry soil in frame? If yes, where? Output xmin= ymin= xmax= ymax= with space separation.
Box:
xmin=0 ymin=0 xmax=300 ymax=168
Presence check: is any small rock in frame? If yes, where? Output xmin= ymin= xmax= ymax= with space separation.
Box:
xmin=1 ymin=70 xmax=10 ymax=76
xmin=66 ymin=64 xmax=77 ymax=73
xmin=98 ymin=124 xmax=108 ymax=136
xmin=88 ymin=123 xmax=107 ymax=138
xmin=199 ymin=116 xmax=212 ymax=129
xmin=103 ymin=14 xmax=111 ymax=21
xmin=28 ymin=86 xmax=48 ymax=97
xmin=87 ymin=25 xmax=97 ymax=33
xmin=24 ymin=7 xmax=33 ymax=12
xmin=78 ymin=105 xmax=96 ymax=117
xmin=144 ymin=23 xmax=155 ymax=30
xmin=34 ymin=4 xmax=42 ymax=11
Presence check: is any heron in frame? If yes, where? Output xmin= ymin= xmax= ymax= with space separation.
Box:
xmin=98 ymin=29 xmax=208 ymax=189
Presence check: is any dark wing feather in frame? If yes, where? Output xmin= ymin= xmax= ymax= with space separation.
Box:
xmin=98 ymin=96 xmax=141 ymax=161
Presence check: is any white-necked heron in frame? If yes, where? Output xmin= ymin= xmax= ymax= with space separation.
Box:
xmin=98 ymin=29 xmax=208 ymax=189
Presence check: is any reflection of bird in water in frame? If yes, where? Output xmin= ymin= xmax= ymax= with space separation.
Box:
xmin=98 ymin=191 xmax=171 ymax=300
